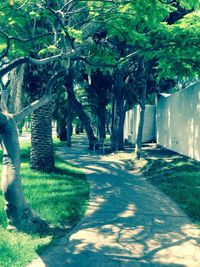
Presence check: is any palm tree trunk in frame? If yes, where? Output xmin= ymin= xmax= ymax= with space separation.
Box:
xmin=30 ymin=103 xmax=54 ymax=172
xmin=25 ymin=64 xmax=54 ymax=172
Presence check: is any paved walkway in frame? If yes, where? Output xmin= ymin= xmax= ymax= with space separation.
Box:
xmin=27 ymin=136 xmax=200 ymax=267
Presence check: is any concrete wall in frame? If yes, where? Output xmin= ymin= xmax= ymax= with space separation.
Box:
xmin=157 ymin=82 xmax=200 ymax=161
xmin=124 ymin=105 xmax=156 ymax=144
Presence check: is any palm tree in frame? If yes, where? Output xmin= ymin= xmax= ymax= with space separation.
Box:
xmin=24 ymin=64 xmax=54 ymax=172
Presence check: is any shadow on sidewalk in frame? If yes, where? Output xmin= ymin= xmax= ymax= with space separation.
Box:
xmin=29 ymin=135 xmax=200 ymax=267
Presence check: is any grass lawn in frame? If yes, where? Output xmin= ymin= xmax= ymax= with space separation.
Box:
xmin=140 ymin=145 xmax=200 ymax=225
xmin=0 ymin=140 xmax=89 ymax=267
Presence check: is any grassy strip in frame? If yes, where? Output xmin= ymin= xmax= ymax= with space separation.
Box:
xmin=140 ymin=145 xmax=200 ymax=225
xmin=0 ymin=141 xmax=89 ymax=267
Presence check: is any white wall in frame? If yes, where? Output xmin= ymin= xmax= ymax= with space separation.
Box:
xmin=157 ymin=82 xmax=200 ymax=161
xmin=124 ymin=105 xmax=156 ymax=144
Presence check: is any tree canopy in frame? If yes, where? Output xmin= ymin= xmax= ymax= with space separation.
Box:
xmin=0 ymin=0 xmax=199 ymax=80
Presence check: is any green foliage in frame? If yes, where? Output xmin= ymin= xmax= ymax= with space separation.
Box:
xmin=179 ymin=0 xmax=200 ymax=9
xmin=38 ymin=45 xmax=59 ymax=56
xmin=87 ymin=44 xmax=118 ymax=66
xmin=65 ymin=27 xmax=83 ymax=43
xmin=0 ymin=0 xmax=199 ymax=81
xmin=154 ymin=11 xmax=200 ymax=80
xmin=0 ymin=0 xmax=200 ymax=105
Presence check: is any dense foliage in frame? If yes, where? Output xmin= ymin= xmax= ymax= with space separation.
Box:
xmin=0 ymin=1 xmax=199 ymax=78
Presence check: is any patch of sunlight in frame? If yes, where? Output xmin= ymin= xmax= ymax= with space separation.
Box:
xmin=153 ymin=240 xmax=198 ymax=266
xmin=118 ymin=204 xmax=137 ymax=218
xmin=81 ymin=165 xmax=109 ymax=174
xmin=119 ymin=226 xmax=144 ymax=242
xmin=87 ymin=197 xmax=105 ymax=216
xmin=181 ymin=224 xmax=200 ymax=238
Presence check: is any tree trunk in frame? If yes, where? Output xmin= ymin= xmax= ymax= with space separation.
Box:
xmin=8 ymin=65 xmax=25 ymax=134
xmin=25 ymin=64 xmax=54 ymax=172
xmin=106 ymin=109 xmax=111 ymax=136
xmin=111 ymin=97 xmax=118 ymax=150
xmin=66 ymin=121 xmax=72 ymax=146
xmin=97 ymin=106 xmax=106 ymax=139
xmin=66 ymin=100 xmax=73 ymax=147
xmin=0 ymin=113 xmax=47 ymax=232
xmin=111 ymin=69 xmax=126 ymax=151
xmin=117 ymin=102 xmax=126 ymax=150
xmin=135 ymin=79 xmax=147 ymax=160
xmin=57 ymin=116 xmax=67 ymax=141
xmin=64 ymin=71 xmax=97 ymax=149
xmin=30 ymin=103 xmax=54 ymax=172
xmin=8 ymin=65 xmax=25 ymax=114
xmin=67 ymin=91 xmax=97 ymax=148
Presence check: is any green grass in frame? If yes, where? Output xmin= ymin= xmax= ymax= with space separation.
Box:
xmin=140 ymin=146 xmax=200 ymax=224
xmin=0 ymin=141 xmax=89 ymax=267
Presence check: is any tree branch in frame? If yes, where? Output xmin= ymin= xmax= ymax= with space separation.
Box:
xmin=0 ymin=51 xmax=76 ymax=78
xmin=9 ymin=32 xmax=53 ymax=43
xmin=0 ymin=31 xmax=53 ymax=61
xmin=14 ymin=69 xmax=66 ymax=122
xmin=0 ymin=57 xmax=29 ymax=79
xmin=72 ymin=56 xmax=117 ymax=68
xmin=59 ymin=0 xmax=77 ymax=12
xmin=43 ymin=1 xmax=73 ymax=49
xmin=13 ymin=95 xmax=52 ymax=122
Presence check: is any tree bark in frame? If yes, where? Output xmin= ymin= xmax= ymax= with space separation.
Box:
xmin=30 ymin=103 xmax=54 ymax=172
xmin=97 ymin=105 xmax=106 ymax=139
xmin=0 ymin=113 xmax=47 ymax=232
xmin=8 ymin=65 xmax=25 ymax=114
xmin=111 ymin=97 xmax=118 ymax=151
xmin=66 ymin=99 xmax=73 ymax=147
xmin=106 ymin=109 xmax=111 ymax=135
xmin=64 ymin=71 xmax=97 ymax=149
xmin=67 ymin=90 xmax=97 ymax=148
xmin=25 ymin=64 xmax=54 ymax=172
xmin=117 ymin=101 xmax=126 ymax=150
xmin=8 ymin=65 xmax=26 ymax=134
xmin=57 ymin=115 xmax=67 ymax=141
xmin=111 ymin=69 xmax=126 ymax=151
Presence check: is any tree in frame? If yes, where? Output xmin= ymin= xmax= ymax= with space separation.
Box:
xmin=64 ymin=67 xmax=97 ymax=149
xmin=0 ymin=72 xmax=61 ymax=232
xmin=0 ymin=0 xmax=200 ymax=232
xmin=7 ymin=64 xmax=26 ymax=134
xmin=53 ymin=84 xmax=74 ymax=146
xmin=83 ymin=69 xmax=113 ymax=139
xmin=24 ymin=64 xmax=55 ymax=172
xmin=84 ymin=0 xmax=200 ymax=157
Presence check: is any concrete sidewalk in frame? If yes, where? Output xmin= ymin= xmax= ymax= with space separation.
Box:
xmin=27 ymin=137 xmax=200 ymax=267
